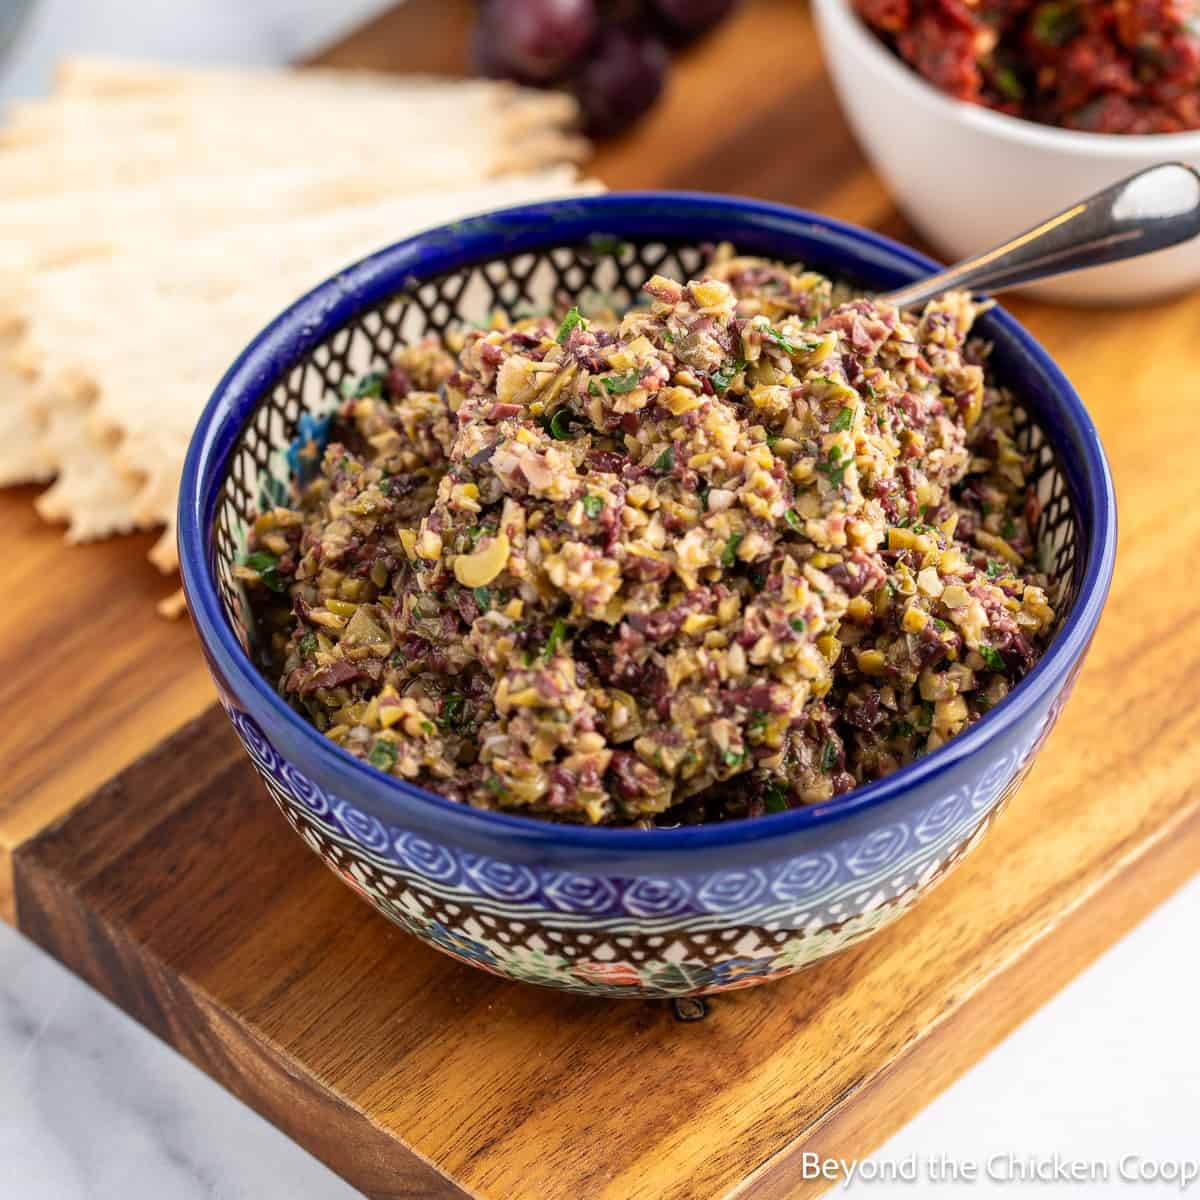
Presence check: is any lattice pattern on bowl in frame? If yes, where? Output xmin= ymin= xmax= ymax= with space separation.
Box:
xmin=213 ymin=240 xmax=1078 ymax=653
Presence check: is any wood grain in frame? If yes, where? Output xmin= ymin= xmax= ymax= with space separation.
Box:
xmin=14 ymin=691 xmax=1200 ymax=1200
xmin=4 ymin=0 xmax=1200 ymax=1196
xmin=0 ymin=487 xmax=214 ymax=922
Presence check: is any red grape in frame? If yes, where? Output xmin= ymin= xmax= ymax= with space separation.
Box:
xmin=649 ymin=0 xmax=740 ymax=42
xmin=472 ymin=0 xmax=598 ymax=84
xmin=574 ymin=25 xmax=669 ymax=135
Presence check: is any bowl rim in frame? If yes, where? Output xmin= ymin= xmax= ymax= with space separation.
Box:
xmin=813 ymin=0 xmax=1200 ymax=156
xmin=178 ymin=191 xmax=1117 ymax=855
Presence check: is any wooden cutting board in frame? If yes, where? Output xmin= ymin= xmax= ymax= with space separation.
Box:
xmin=4 ymin=1 xmax=1200 ymax=1197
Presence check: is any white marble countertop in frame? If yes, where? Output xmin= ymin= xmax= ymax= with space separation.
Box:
xmin=1 ymin=4 xmax=1197 ymax=1197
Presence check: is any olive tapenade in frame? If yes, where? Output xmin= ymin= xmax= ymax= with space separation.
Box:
xmin=240 ymin=247 xmax=1054 ymax=826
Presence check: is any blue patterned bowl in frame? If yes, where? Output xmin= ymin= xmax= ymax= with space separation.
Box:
xmin=178 ymin=194 xmax=1116 ymax=997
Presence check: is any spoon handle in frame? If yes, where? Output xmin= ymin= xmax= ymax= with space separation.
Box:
xmin=881 ymin=161 xmax=1200 ymax=310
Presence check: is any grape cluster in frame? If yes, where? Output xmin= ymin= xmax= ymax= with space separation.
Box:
xmin=472 ymin=0 xmax=740 ymax=135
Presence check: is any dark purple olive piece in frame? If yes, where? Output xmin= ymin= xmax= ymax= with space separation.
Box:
xmin=649 ymin=0 xmax=740 ymax=43
xmin=472 ymin=0 xmax=598 ymax=84
xmin=574 ymin=24 xmax=668 ymax=136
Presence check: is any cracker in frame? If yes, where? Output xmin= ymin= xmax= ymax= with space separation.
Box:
xmin=0 ymin=110 xmax=566 ymax=174
xmin=0 ymin=128 xmax=580 ymax=201
xmin=34 ymin=423 xmax=142 ymax=541
xmin=19 ymin=173 xmax=602 ymax=566
xmin=0 ymin=161 xmax=529 ymax=267
xmin=1 ymin=56 xmax=592 ymax=582
xmin=0 ymin=75 xmax=584 ymax=200
xmin=156 ymin=587 xmax=188 ymax=620
xmin=55 ymin=56 xmax=579 ymax=128
xmin=11 ymin=82 xmax=578 ymax=142
xmin=1 ymin=158 xmax=588 ymax=537
xmin=0 ymin=352 xmax=49 ymax=486
xmin=0 ymin=74 xmax=584 ymax=193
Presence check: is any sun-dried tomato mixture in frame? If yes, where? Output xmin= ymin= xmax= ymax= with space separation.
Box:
xmin=856 ymin=0 xmax=1200 ymax=133
xmin=239 ymin=249 xmax=1054 ymax=826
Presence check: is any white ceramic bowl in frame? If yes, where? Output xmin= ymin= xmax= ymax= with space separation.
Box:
xmin=812 ymin=0 xmax=1200 ymax=304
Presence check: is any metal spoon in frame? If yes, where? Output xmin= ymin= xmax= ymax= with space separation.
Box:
xmin=881 ymin=161 xmax=1200 ymax=310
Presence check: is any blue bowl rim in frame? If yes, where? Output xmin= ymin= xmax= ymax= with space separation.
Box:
xmin=178 ymin=191 xmax=1117 ymax=858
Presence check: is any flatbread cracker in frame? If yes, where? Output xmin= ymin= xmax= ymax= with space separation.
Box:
xmin=156 ymin=588 xmax=188 ymax=620
xmin=0 ymin=56 xmax=595 ymax=593
xmin=19 ymin=172 xmax=602 ymax=568
xmin=6 ymin=85 xmax=579 ymax=147
xmin=0 ymin=351 xmax=49 ymax=486
xmin=0 ymin=66 xmax=582 ymax=200
xmin=0 ymin=161 xmax=536 ymax=268
xmin=0 ymin=158 xmax=570 ymax=500
xmin=55 ymin=56 xmax=578 ymax=126
xmin=0 ymin=126 xmax=584 ymax=201
xmin=34 ymin=414 xmax=141 ymax=541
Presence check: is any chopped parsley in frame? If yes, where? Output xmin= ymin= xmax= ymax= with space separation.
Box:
xmin=473 ymin=586 xmax=491 ymax=612
xmin=1002 ymin=514 xmax=1017 ymax=540
xmin=544 ymin=617 xmax=568 ymax=659
xmin=340 ymin=370 xmax=385 ymax=399
xmin=722 ymin=748 xmax=746 ymax=768
xmin=440 ymin=693 xmax=465 ymax=729
xmin=817 ymin=444 xmax=850 ymax=487
xmin=653 ymin=446 xmax=676 ymax=472
xmin=243 ymin=551 xmax=286 ymax=593
xmin=420 ymin=720 xmax=435 ymax=735
xmin=979 ymin=644 xmax=1007 ymax=672
xmin=820 ymin=740 xmax=839 ymax=772
xmin=784 ymin=509 xmax=803 ymax=532
xmin=766 ymin=435 xmax=780 ymax=449
xmin=582 ymin=494 xmax=604 ymax=518
xmin=765 ymin=326 xmax=820 ymax=355
xmin=587 ymin=379 xmax=600 ymax=397
xmin=604 ymin=370 xmax=640 ymax=394
xmin=918 ymin=702 xmax=934 ymax=730
xmin=368 ymin=739 xmax=398 ymax=771
xmin=556 ymin=307 xmax=586 ymax=344
xmin=484 ymin=776 xmax=505 ymax=794
xmin=986 ymin=559 xmax=1003 ymax=579
xmin=298 ymin=632 xmax=318 ymax=659
xmin=763 ymin=783 xmax=789 ymax=814
xmin=1032 ymin=1 xmax=1080 ymax=46
xmin=891 ymin=720 xmax=916 ymax=739
xmin=711 ymin=357 xmax=747 ymax=392
xmin=993 ymin=65 xmax=1025 ymax=101
xmin=830 ymin=405 xmax=855 ymax=432
xmin=933 ymin=617 xmax=948 ymax=632
xmin=699 ymin=483 xmax=710 ymax=512
xmin=790 ymin=616 xmax=807 ymax=633
xmin=720 ymin=531 xmax=744 ymax=567
xmin=748 ymin=711 xmax=769 ymax=734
